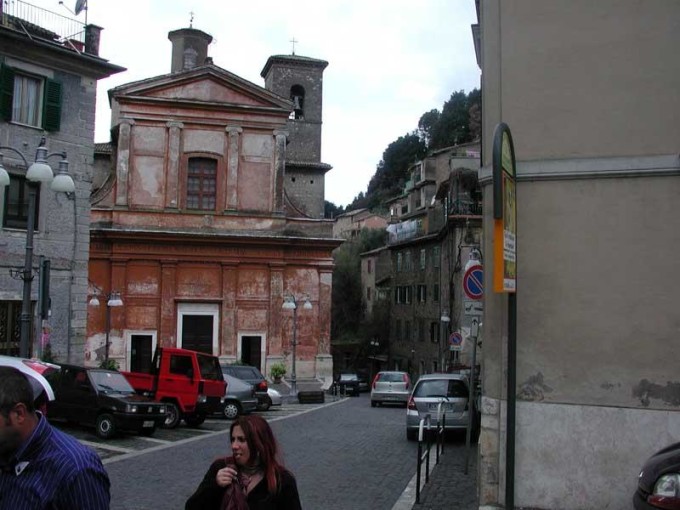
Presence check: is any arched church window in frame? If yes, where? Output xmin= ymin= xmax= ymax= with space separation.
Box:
xmin=186 ymin=157 xmax=217 ymax=210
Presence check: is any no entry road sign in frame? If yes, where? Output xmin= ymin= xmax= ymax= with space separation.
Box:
xmin=463 ymin=264 xmax=484 ymax=300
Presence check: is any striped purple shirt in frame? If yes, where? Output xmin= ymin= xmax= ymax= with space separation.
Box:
xmin=0 ymin=414 xmax=110 ymax=509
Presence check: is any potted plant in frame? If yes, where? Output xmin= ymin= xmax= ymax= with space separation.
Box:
xmin=270 ymin=362 xmax=286 ymax=383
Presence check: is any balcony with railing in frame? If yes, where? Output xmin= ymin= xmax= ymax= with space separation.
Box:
xmin=0 ymin=0 xmax=96 ymax=53
xmin=449 ymin=199 xmax=482 ymax=217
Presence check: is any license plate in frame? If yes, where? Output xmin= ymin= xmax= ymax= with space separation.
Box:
xmin=143 ymin=420 xmax=154 ymax=428
xmin=429 ymin=403 xmax=454 ymax=411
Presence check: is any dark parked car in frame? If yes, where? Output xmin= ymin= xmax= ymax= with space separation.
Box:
xmin=634 ymin=442 xmax=680 ymax=509
xmin=45 ymin=364 xmax=167 ymax=439
xmin=221 ymin=364 xmax=270 ymax=411
xmin=357 ymin=371 xmax=370 ymax=393
xmin=335 ymin=373 xmax=360 ymax=396
xmin=220 ymin=373 xmax=258 ymax=420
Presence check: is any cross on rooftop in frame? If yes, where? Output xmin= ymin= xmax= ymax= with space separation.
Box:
xmin=290 ymin=37 xmax=298 ymax=55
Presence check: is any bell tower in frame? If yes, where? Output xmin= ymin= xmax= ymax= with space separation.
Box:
xmin=261 ymin=55 xmax=331 ymax=219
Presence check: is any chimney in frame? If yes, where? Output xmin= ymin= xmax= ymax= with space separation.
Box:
xmin=85 ymin=24 xmax=102 ymax=56
xmin=168 ymin=28 xmax=213 ymax=73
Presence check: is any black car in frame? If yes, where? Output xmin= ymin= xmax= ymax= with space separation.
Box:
xmin=634 ymin=442 xmax=680 ymax=509
xmin=45 ymin=364 xmax=166 ymax=439
xmin=335 ymin=373 xmax=360 ymax=396
xmin=221 ymin=364 xmax=270 ymax=411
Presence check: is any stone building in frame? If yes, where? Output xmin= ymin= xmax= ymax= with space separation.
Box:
xmin=387 ymin=144 xmax=481 ymax=380
xmin=88 ymin=27 xmax=340 ymax=382
xmin=332 ymin=208 xmax=388 ymax=239
xmin=356 ymin=145 xmax=481 ymax=381
xmin=0 ymin=4 xmax=123 ymax=362
xmin=477 ymin=2 xmax=680 ymax=509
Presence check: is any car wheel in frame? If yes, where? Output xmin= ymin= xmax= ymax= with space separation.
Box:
xmin=406 ymin=429 xmax=417 ymax=441
xmin=256 ymin=396 xmax=271 ymax=412
xmin=223 ymin=401 xmax=241 ymax=420
xmin=162 ymin=402 xmax=181 ymax=429
xmin=371 ymin=400 xmax=377 ymax=407
xmin=95 ymin=414 xmax=116 ymax=439
xmin=184 ymin=413 xmax=206 ymax=427
xmin=139 ymin=426 xmax=156 ymax=437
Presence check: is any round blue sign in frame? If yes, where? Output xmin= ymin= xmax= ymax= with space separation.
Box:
xmin=463 ymin=265 xmax=484 ymax=300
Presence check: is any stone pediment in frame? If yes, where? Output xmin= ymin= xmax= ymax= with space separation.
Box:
xmin=109 ymin=65 xmax=292 ymax=111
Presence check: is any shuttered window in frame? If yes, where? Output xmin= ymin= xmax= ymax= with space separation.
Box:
xmin=0 ymin=65 xmax=62 ymax=131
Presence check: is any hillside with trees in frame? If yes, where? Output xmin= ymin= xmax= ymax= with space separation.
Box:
xmin=327 ymin=88 xmax=480 ymax=215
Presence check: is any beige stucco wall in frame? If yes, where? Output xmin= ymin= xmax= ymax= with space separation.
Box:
xmin=479 ymin=1 xmax=680 ymax=508
xmin=482 ymin=0 xmax=680 ymax=164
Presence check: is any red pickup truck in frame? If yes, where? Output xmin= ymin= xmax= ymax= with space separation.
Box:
xmin=122 ymin=347 xmax=226 ymax=429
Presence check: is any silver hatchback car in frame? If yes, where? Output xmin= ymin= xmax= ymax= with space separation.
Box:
xmin=221 ymin=373 xmax=258 ymax=420
xmin=406 ymin=373 xmax=471 ymax=440
xmin=370 ymin=371 xmax=411 ymax=407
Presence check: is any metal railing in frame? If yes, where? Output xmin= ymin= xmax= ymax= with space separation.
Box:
xmin=415 ymin=404 xmax=447 ymax=504
xmin=1 ymin=0 xmax=85 ymax=45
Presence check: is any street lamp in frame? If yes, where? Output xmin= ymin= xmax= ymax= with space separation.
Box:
xmin=0 ymin=137 xmax=74 ymax=358
xmin=281 ymin=294 xmax=312 ymax=396
xmin=89 ymin=290 xmax=123 ymax=364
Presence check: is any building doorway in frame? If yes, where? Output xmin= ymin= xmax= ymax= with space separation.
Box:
xmin=130 ymin=335 xmax=153 ymax=373
xmin=177 ymin=303 xmax=219 ymax=355
xmin=126 ymin=330 xmax=157 ymax=373
xmin=181 ymin=316 xmax=213 ymax=354
xmin=239 ymin=334 xmax=263 ymax=371
xmin=0 ymin=301 xmax=27 ymax=356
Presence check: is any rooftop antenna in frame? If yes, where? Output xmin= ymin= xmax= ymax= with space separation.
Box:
xmin=290 ymin=37 xmax=298 ymax=55
xmin=189 ymin=11 xmax=194 ymax=28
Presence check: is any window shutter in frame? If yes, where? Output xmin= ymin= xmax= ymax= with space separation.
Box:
xmin=0 ymin=65 xmax=14 ymax=121
xmin=42 ymin=79 xmax=62 ymax=132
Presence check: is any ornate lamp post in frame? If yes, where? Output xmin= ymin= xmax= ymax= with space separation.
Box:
xmin=0 ymin=137 xmax=74 ymax=358
xmin=281 ymin=294 xmax=312 ymax=396
xmin=89 ymin=290 xmax=124 ymax=364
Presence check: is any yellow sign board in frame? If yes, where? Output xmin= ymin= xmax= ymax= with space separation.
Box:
xmin=492 ymin=125 xmax=517 ymax=293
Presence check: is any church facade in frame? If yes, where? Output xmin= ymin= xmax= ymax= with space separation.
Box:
xmin=87 ymin=27 xmax=339 ymax=381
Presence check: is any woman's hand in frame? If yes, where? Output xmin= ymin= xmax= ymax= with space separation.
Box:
xmin=215 ymin=466 xmax=239 ymax=488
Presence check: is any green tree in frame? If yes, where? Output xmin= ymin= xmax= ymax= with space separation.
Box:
xmin=324 ymin=200 xmax=345 ymax=219
xmin=418 ymin=88 xmax=481 ymax=150
xmin=331 ymin=229 xmax=387 ymax=343
xmin=417 ymin=109 xmax=441 ymax=148
xmin=352 ymin=132 xmax=426 ymax=211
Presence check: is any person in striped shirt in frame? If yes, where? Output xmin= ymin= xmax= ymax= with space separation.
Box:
xmin=0 ymin=366 xmax=111 ymax=509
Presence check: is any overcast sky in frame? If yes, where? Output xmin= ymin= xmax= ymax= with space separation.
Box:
xmin=38 ymin=0 xmax=480 ymax=207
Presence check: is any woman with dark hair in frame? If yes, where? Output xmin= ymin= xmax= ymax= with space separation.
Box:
xmin=185 ymin=415 xmax=301 ymax=510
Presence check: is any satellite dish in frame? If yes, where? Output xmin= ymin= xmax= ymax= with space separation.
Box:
xmin=75 ymin=0 xmax=86 ymax=15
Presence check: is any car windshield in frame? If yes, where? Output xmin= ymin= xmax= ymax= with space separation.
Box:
xmin=197 ymin=354 xmax=223 ymax=381
xmin=377 ymin=372 xmax=405 ymax=383
xmin=90 ymin=371 xmax=136 ymax=394
xmin=414 ymin=379 xmax=468 ymax=398
xmin=340 ymin=374 xmax=358 ymax=381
